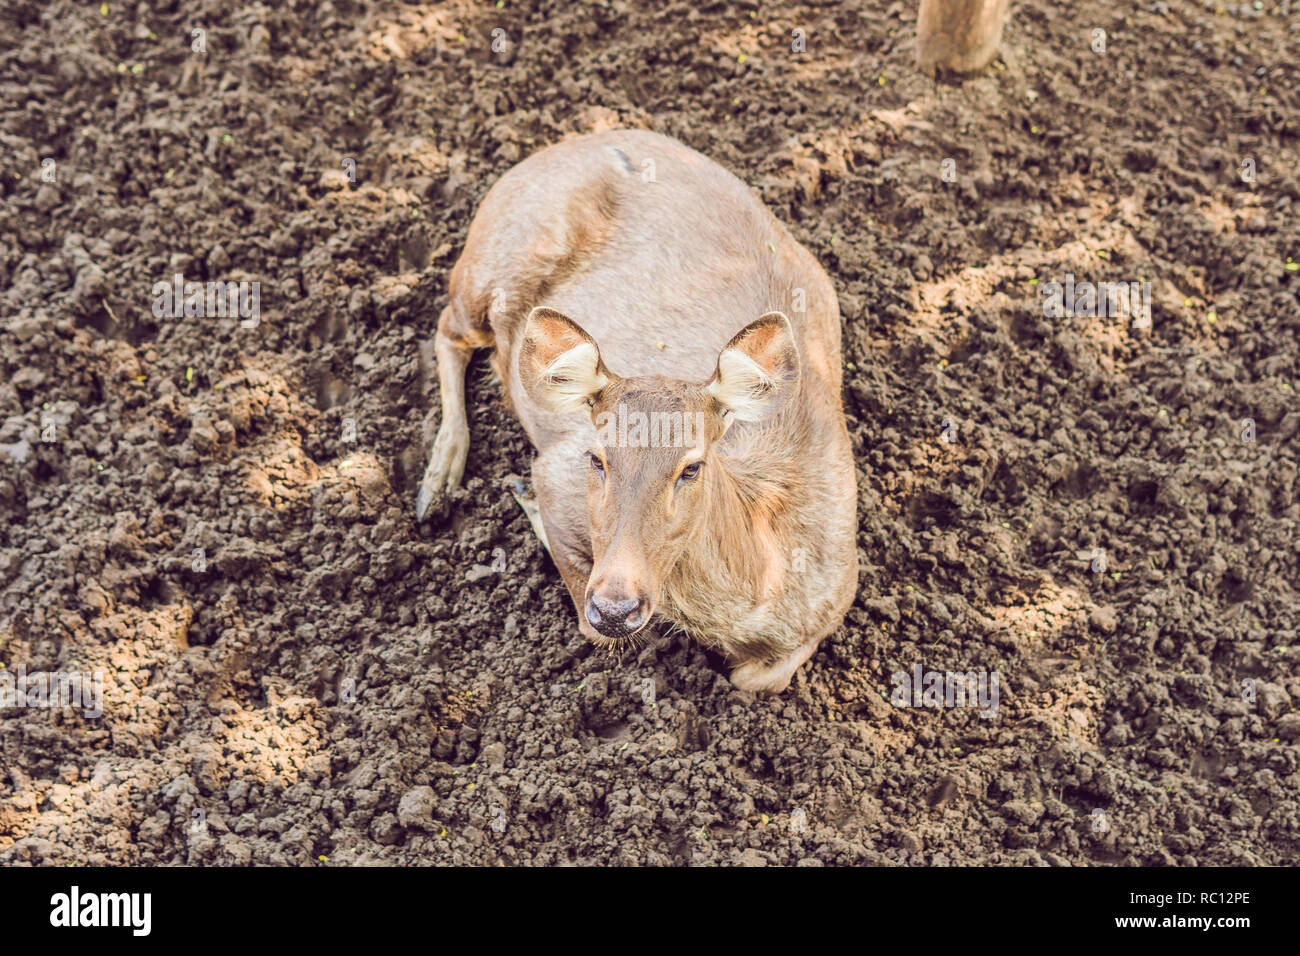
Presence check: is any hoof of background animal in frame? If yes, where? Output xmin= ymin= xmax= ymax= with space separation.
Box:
xmin=916 ymin=0 xmax=1011 ymax=77
xmin=729 ymin=659 xmax=795 ymax=695
xmin=415 ymin=424 xmax=468 ymax=522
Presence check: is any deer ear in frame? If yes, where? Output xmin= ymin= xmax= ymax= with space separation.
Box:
xmin=707 ymin=312 xmax=799 ymax=422
xmin=520 ymin=307 xmax=611 ymax=414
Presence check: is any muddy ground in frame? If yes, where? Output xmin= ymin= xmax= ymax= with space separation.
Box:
xmin=1 ymin=0 xmax=1298 ymax=866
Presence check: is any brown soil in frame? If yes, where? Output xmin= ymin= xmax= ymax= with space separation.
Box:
xmin=1 ymin=0 xmax=1298 ymax=866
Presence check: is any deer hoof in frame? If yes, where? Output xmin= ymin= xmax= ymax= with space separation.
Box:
xmin=729 ymin=659 xmax=795 ymax=695
xmin=505 ymin=474 xmax=551 ymax=553
xmin=416 ymin=423 xmax=468 ymax=521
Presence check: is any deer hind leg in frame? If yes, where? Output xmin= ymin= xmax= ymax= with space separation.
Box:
xmin=416 ymin=300 xmax=492 ymax=521
xmin=917 ymin=0 xmax=1011 ymax=77
xmin=730 ymin=635 xmax=825 ymax=694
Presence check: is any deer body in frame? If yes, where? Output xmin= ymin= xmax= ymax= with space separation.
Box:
xmin=419 ymin=130 xmax=857 ymax=693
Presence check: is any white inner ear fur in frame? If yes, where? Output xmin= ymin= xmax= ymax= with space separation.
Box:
xmin=541 ymin=341 xmax=608 ymax=413
xmin=708 ymin=347 xmax=777 ymax=422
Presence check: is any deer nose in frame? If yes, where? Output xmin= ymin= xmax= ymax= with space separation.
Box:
xmin=585 ymin=591 xmax=647 ymax=638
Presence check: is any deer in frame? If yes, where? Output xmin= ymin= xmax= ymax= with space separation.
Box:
xmin=415 ymin=129 xmax=858 ymax=694
xmin=917 ymin=0 xmax=1012 ymax=77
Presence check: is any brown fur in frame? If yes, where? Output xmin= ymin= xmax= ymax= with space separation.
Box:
xmin=418 ymin=130 xmax=858 ymax=693
xmin=917 ymin=0 xmax=1011 ymax=76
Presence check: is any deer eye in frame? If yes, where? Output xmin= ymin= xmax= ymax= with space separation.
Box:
xmin=679 ymin=462 xmax=702 ymax=482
